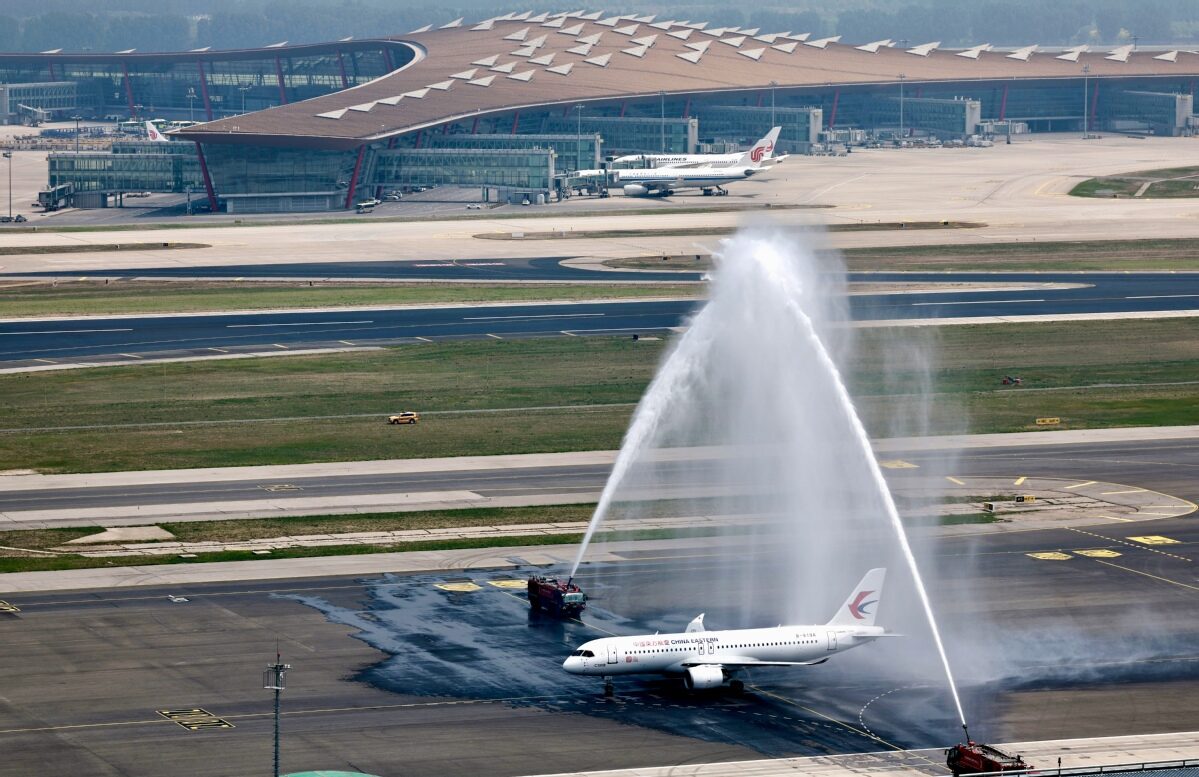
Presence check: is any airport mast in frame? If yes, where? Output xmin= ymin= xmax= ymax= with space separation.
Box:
xmin=264 ymin=649 xmax=291 ymax=777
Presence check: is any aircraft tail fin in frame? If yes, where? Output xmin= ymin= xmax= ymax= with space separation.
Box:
xmin=145 ymin=121 xmax=168 ymax=142
xmin=827 ymin=568 xmax=885 ymax=627
xmin=685 ymin=613 xmax=706 ymax=633
xmin=742 ymin=126 xmax=781 ymax=167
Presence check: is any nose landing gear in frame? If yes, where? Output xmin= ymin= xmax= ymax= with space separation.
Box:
xmin=603 ymin=677 xmax=614 ymax=697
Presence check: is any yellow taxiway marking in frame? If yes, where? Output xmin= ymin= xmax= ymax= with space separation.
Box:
xmin=945 ymin=476 xmax=965 ymax=486
xmin=156 ymin=708 xmax=234 ymax=731
xmin=1096 ymin=514 xmax=1134 ymax=522
xmin=1013 ymin=476 xmax=1027 ymax=486
xmin=878 ymin=459 xmax=918 ymax=469
xmin=1063 ymin=481 xmax=1096 ymax=490
xmin=1127 ymin=535 xmax=1181 ymax=546
xmin=1094 ymin=561 xmax=1199 ymax=593
xmin=1075 ymin=549 xmax=1122 ymax=558
xmin=434 ymin=582 xmax=482 ymax=593
xmin=488 ymin=580 xmax=528 ymax=589
xmin=1101 ymin=488 xmax=1147 ymax=496
xmin=1028 ymin=552 xmax=1073 ymax=560
xmin=1068 ymin=528 xmax=1191 ymax=562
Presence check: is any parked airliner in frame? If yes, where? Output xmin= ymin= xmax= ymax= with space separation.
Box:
xmin=563 ymin=568 xmax=892 ymax=696
xmin=612 ymin=127 xmax=783 ymax=169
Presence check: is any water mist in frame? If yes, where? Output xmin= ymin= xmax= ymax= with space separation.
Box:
xmin=571 ymin=226 xmax=967 ymax=729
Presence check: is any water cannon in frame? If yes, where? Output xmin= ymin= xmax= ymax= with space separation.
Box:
xmin=963 ymin=723 xmax=972 ymax=744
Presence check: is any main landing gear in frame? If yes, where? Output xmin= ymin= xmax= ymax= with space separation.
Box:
xmin=603 ymin=677 xmax=614 ymax=697
xmin=701 ymin=186 xmax=729 ymax=196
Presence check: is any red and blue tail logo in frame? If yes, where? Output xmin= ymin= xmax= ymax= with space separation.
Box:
xmin=848 ymin=590 xmax=877 ymax=620
xmin=749 ymin=141 xmax=773 ymax=164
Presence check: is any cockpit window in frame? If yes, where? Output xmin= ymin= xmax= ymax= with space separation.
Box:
xmin=581 ymin=650 xmax=595 ymax=657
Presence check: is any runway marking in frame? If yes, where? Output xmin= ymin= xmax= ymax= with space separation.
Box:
xmin=1067 ymin=527 xmax=1191 ymax=562
xmin=1126 ymin=294 xmax=1199 ymax=299
xmin=1074 ymin=549 xmax=1122 ymax=558
xmin=1027 ymin=552 xmax=1072 ymax=560
xmin=878 ymin=459 xmax=918 ymax=469
xmin=1101 ymin=488 xmax=1147 ymax=495
xmin=464 ymin=313 xmax=605 ymax=321
xmin=415 ymin=336 xmax=434 ymax=343
xmin=0 ymin=600 xmax=20 ymax=613
xmin=118 ymin=353 xmax=143 ymax=359
xmin=488 ymin=579 xmax=528 ymax=589
xmin=1094 ymin=560 xmax=1199 ymax=593
xmin=435 ymin=581 xmax=482 ymax=592
xmin=1127 ymin=535 xmax=1181 ymax=546
xmin=749 ymin=686 xmax=927 ymax=759
xmin=1096 ymin=514 xmax=1134 ymax=523
xmin=1063 ymin=480 xmax=1096 ymax=489
xmin=225 ymin=320 xmax=373 ymax=328
xmin=0 ymin=328 xmax=133 ymax=335
xmin=561 ymin=330 xmax=579 ymax=336
xmin=273 ymin=343 xmax=288 ymax=349
xmin=339 ymin=340 xmax=355 ymax=345
xmin=33 ymin=358 xmax=57 ymax=364
xmin=1013 ymin=476 xmax=1027 ymax=486
xmin=945 ymin=476 xmax=966 ymax=485
xmin=259 ymin=483 xmax=302 ymax=492
xmin=208 ymin=347 xmax=229 ymax=353
xmin=156 ymin=708 xmax=234 ymax=731
xmin=910 ymin=298 xmax=1045 ymax=306
xmin=486 ymin=333 xmax=503 ymax=339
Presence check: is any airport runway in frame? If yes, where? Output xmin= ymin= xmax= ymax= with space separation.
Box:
xmin=3 ymin=437 xmax=1196 ymax=527
xmin=3 ymin=273 xmax=1199 ymax=366
xmin=0 ymin=507 xmax=1195 ymax=777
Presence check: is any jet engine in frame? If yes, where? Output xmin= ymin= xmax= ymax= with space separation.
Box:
xmin=683 ymin=665 xmax=725 ymax=690
xmin=623 ymin=184 xmax=650 ymax=197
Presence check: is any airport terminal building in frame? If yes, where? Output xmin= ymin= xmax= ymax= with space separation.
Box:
xmin=5 ymin=12 xmax=1199 ymax=211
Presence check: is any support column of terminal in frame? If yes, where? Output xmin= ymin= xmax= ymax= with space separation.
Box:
xmin=196 ymin=61 xmax=213 ymax=121
xmin=194 ymin=142 xmax=218 ymax=213
xmin=344 ymin=145 xmax=366 ymax=209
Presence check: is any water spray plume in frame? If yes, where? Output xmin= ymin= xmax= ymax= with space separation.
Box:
xmin=571 ymin=227 xmax=967 ymax=730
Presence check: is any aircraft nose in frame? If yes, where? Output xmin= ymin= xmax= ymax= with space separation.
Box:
xmin=562 ymin=656 xmax=583 ymax=674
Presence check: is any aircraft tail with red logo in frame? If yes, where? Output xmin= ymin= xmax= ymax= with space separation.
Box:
xmin=740 ymin=126 xmax=781 ymax=167
xmin=827 ymin=568 xmax=886 ymax=627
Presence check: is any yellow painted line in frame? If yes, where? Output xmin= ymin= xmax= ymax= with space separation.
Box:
xmin=1063 ymin=481 xmax=1096 ymax=490
xmin=1014 ymin=476 xmax=1027 ymax=486
xmin=1096 ymin=514 xmax=1134 ymax=523
xmin=1101 ymin=488 xmax=1147 ymax=496
xmin=1141 ymin=511 xmax=1184 ymax=517
xmin=878 ymin=459 xmax=918 ymax=469
xmin=1127 ymin=535 xmax=1181 ymax=546
xmin=118 ymin=353 xmax=144 ymax=359
xmin=1094 ymin=560 xmax=1199 ymax=593
xmin=1075 ymin=549 xmax=1122 ymax=558
xmin=945 ymin=476 xmax=965 ymax=486
xmin=1027 ymin=552 xmax=1072 ymax=560
xmin=487 ymin=580 xmax=528 ymax=589
xmin=434 ymin=582 xmax=482 ymax=592
xmin=273 ymin=343 xmax=289 ymax=349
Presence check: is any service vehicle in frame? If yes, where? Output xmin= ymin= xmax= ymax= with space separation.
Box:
xmin=528 ymin=575 xmax=586 ymax=617
xmin=387 ymin=412 xmax=420 ymax=425
xmin=946 ymin=737 xmax=1030 ymax=776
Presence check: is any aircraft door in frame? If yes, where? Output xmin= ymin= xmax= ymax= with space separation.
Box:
xmin=827 ymin=631 xmax=837 ymax=651
xmin=607 ymin=643 xmax=618 ymax=664
xmin=706 ymin=640 xmax=714 ymax=655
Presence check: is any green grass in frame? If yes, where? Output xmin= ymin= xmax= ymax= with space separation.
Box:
xmin=1071 ymin=166 xmax=1199 ymax=199
xmin=0 ymin=280 xmax=702 ymax=317
xmin=605 ymin=238 xmax=1199 ymax=271
xmin=2 ymin=319 xmax=1197 ymax=473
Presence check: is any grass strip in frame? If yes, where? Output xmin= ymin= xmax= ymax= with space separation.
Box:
xmin=1 ymin=319 xmax=1196 ymax=473
xmin=604 ymin=238 xmax=1199 ymax=272
xmin=0 ymin=280 xmax=702 ymax=318
xmin=0 ymin=242 xmax=208 ymax=256
xmin=476 ymin=222 xmax=979 ymax=240
xmin=1071 ymin=166 xmax=1199 ymax=199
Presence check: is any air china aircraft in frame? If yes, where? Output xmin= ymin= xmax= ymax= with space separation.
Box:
xmin=612 ymin=126 xmax=783 ymax=169
xmin=563 ymin=568 xmax=893 ymax=696
xmin=608 ymin=163 xmax=760 ymax=197
xmin=145 ymin=121 xmax=169 ymax=142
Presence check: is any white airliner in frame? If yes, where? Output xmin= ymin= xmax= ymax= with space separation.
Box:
xmin=609 ymin=164 xmax=761 ymax=197
xmin=612 ymin=127 xmax=782 ymax=170
xmin=563 ymin=568 xmax=892 ymax=696
xmin=145 ymin=121 xmax=169 ymax=142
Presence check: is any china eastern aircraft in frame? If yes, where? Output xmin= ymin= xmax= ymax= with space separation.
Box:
xmin=563 ymin=568 xmax=892 ymax=696
xmin=611 ymin=127 xmax=783 ymax=170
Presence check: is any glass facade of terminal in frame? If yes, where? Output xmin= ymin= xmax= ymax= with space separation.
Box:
xmin=0 ymin=81 xmax=91 ymax=123
xmin=373 ymin=148 xmax=556 ymax=191
xmin=49 ymin=150 xmax=202 ymax=193
xmin=0 ymin=42 xmax=412 ymax=123
xmin=201 ymin=143 xmax=360 ymax=195
xmin=424 ymin=133 xmax=600 ymax=173
xmin=694 ymin=105 xmax=823 ymax=152
xmin=868 ymin=96 xmax=983 ymax=137
xmin=540 ymin=116 xmax=698 ymax=155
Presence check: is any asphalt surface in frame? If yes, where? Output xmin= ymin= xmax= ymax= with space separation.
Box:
xmin=0 ymin=477 xmax=1195 ymax=777
xmin=3 ymin=272 xmax=1199 ymax=367
xmin=2 ymin=436 xmax=1196 ymax=535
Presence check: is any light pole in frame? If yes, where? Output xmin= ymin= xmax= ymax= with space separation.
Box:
xmin=770 ymin=80 xmax=777 ymax=128
xmin=186 ymin=87 xmax=197 ymax=122
xmin=659 ymin=90 xmax=665 ymax=152
xmin=133 ymin=103 xmax=144 ymax=121
xmin=239 ymin=84 xmax=252 ymax=115
xmin=1082 ymin=64 xmax=1090 ymax=138
xmin=3 ymin=151 xmax=12 ymax=221
xmin=263 ymin=652 xmax=290 ymax=777
xmin=72 ymin=115 xmax=82 ymax=154
xmin=898 ymin=73 xmax=906 ymax=140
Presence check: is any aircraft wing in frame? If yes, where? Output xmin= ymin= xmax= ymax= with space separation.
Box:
xmin=681 ymin=655 xmax=830 ymax=668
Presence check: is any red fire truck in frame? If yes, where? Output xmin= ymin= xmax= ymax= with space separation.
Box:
xmin=527 ymin=576 xmax=586 ymax=617
xmin=946 ymin=739 xmax=1031 ymax=776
